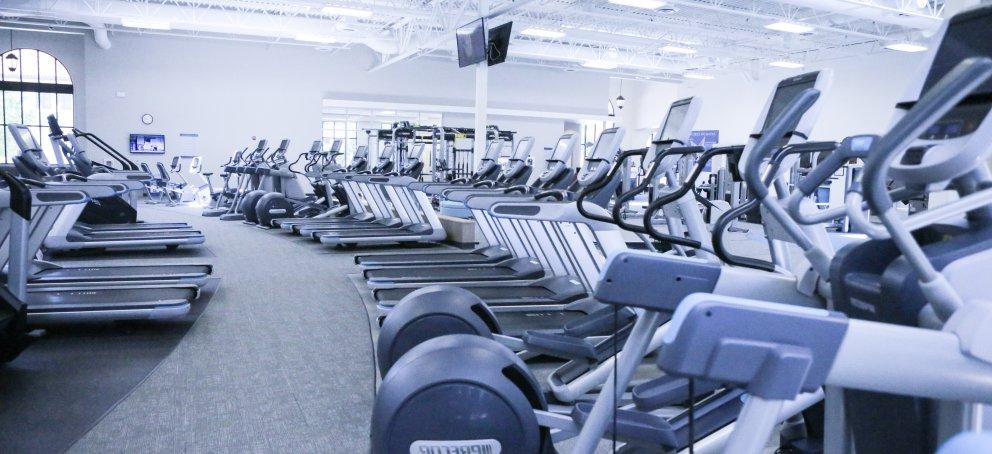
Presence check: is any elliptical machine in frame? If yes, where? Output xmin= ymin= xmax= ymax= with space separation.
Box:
xmin=239 ymin=139 xmax=291 ymax=224
xmin=252 ymin=140 xmax=336 ymax=228
xmin=219 ymin=140 xmax=268 ymax=221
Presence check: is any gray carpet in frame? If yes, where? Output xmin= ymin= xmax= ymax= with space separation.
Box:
xmin=68 ymin=205 xmax=379 ymax=453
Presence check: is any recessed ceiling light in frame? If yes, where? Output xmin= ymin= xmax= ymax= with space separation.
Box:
xmin=683 ymin=72 xmax=714 ymax=80
xmin=885 ymin=42 xmax=928 ymax=53
xmin=296 ymin=34 xmax=337 ymax=44
xmin=607 ymin=0 xmax=667 ymax=9
xmin=661 ymin=45 xmax=696 ymax=55
xmin=765 ymin=21 xmax=814 ymax=34
xmin=120 ymin=18 xmax=171 ymax=30
xmin=521 ymin=28 xmax=566 ymax=39
xmin=769 ymin=60 xmax=804 ymax=69
xmin=321 ymin=5 xmax=373 ymax=18
xmin=582 ymin=60 xmax=619 ymax=70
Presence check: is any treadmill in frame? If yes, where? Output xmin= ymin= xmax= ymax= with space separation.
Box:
xmin=0 ymin=175 xmax=200 ymax=324
xmin=6 ymin=125 xmax=206 ymax=252
xmin=362 ymin=133 xmax=581 ymax=285
xmin=375 ymin=99 xmax=704 ymax=331
xmin=314 ymin=144 xmax=449 ymax=245
xmin=46 ymin=115 xmax=195 ymax=232
xmin=0 ymin=182 xmax=212 ymax=287
xmin=369 ymin=128 xmax=627 ymax=305
xmin=353 ymin=137 xmax=536 ymax=268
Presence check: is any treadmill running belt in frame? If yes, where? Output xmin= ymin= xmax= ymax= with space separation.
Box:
xmin=33 ymin=264 xmax=212 ymax=283
xmin=376 ymin=285 xmax=555 ymax=303
xmin=367 ymin=264 xmax=528 ymax=282
xmin=320 ymin=227 xmax=416 ymax=239
xmin=70 ymin=230 xmax=203 ymax=241
xmin=357 ymin=251 xmax=501 ymax=266
xmin=26 ymin=287 xmax=196 ymax=311
xmin=76 ymin=222 xmax=191 ymax=231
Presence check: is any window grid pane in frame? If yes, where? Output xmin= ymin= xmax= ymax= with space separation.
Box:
xmin=0 ymin=50 xmax=74 ymax=163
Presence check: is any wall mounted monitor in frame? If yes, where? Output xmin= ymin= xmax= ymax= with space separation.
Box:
xmin=456 ymin=18 xmax=488 ymax=68
xmin=129 ymin=134 xmax=166 ymax=154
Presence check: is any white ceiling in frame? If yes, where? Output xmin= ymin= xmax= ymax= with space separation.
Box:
xmin=1 ymin=0 xmax=945 ymax=82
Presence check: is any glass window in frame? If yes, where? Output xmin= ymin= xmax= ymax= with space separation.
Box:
xmin=0 ymin=49 xmax=74 ymax=162
xmin=20 ymin=49 xmax=39 ymax=83
xmin=38 ymin=52 xmax=56 ymax=84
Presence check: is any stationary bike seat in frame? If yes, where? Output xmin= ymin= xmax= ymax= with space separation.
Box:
xmin=203 ymin=172 xmax=214 ymax=177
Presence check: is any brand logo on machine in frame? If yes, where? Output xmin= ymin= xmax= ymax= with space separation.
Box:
xmin=410 ymin=439 xmax=501 ymax=454
xmin=848 ymin=298 xmax=877 ymax=314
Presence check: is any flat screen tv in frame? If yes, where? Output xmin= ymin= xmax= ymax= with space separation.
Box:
xmin=129 ymin=134 xmax=166 ymax=154
xmin=487 ymin=22 xmax=512 ymax=66
xmin=456 ymin=18 xmax=487 ymax=68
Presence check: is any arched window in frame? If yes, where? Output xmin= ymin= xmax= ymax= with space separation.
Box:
xmin=1 ymin=49 xmax=74 ymax=162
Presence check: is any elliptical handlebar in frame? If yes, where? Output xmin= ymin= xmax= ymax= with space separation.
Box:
xmin=576 ymin=148 xmax=646 ymax=224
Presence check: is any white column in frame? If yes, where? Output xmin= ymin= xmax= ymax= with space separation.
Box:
xmin=473 ymin=0 xmax=489 ymax=166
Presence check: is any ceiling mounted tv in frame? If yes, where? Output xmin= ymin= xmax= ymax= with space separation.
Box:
xmin=129 ymin=134 xmax=166 ymax=154
xmin=456 ymin=17 xmax=487 ymax=68
xmin=487 ymin=21 xmax=512 ymax=66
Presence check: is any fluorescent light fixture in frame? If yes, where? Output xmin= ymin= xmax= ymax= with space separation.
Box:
xmin=379 ymin=110 xmax=396 ymax=115
xmin=661 ymin=45 xmax=696 ymax=55
xmin=296 ymin=33 xmax=337 ymax=44
xmin=582 ymin=60 xmax=619 ymax=70
xmin=521 ymin=28 xmax=565 ymax=39
xmin=885 ymin=41 xmax=928 ymax=53
xmin=120 ymin=18 xmax=171 ymax=30
xmin=764 ymin=21 xmax=813 ymax=34
xmin=608 ymin=0 xmax=667 ymax=9
xmin=321 ymin=5 xmax=373 ymax=18
xmin=683 ymin=72 xmax=714 ymax=80
xmin=769 ymin=60 xmax=804 ymax=69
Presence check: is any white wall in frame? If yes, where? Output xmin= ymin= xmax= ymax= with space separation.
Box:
xmin=80 ymin=33 xmax=609 ymax=173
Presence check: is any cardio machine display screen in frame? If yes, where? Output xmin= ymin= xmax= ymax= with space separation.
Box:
xmin=551 ymin=137 xmax=574 ymax=161
xmin=762 ymin=76 xmax=817 ymax=135
xmin=14 ymin=126 xmax=39 ymax=150
xmin=589 ymin=131 xmax=617 ymax=160
xmin=512 ymin=139 xmax=533 ymax=160
xmin=659 ymin=101 xmax=690 ymax=140
xmin=923 ymin=8 xmax=992 ymax=97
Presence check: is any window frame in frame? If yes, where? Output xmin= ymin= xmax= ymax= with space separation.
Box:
xmin=1 ymin=48 xmax=74 ymax=163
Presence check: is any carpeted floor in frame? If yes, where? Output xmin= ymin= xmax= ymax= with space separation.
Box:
xmin=65 ymin=205 xmax=388 ymax=453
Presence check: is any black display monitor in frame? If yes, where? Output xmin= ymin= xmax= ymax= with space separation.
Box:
xmin=456 ymin=18 xmax=488 ymax=68
xmin=129 ymin=134 xmax=166 ymax=154
xmin=923 ymin=7 xmax=992 ymax=96
xmin=762 ymin=72 xmax=819 ymax=134
xmin=487 ymin=22 xmax=512 ymax=66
